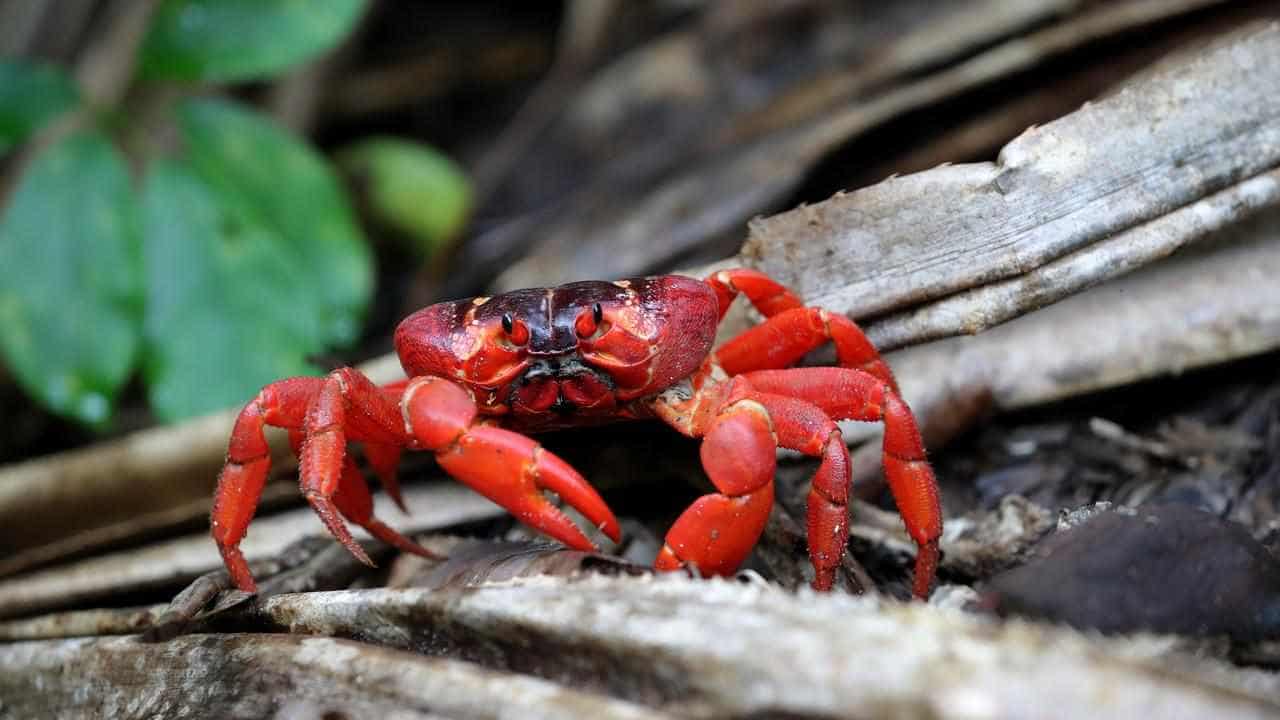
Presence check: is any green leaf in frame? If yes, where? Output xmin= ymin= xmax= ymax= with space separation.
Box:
xmin=140 ymin=0 xmax=367 ymax=83
xmin=137 ymin=97 xmax=371 ymax=421
xmin=141 ymin=160 xmax=321 ymax=421
xmin=337 ymin=137 xmax=472 ymax=259
xmin=0 ymin=132 xmax=141 ymax=425
xmin=0 ymin=59 xmax=80 ymax=156
xmin=178 ymin=97 xmax=372 ymax=349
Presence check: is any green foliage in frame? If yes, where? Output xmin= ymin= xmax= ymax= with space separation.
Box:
xmin=0 ymin=132 xmax=141 ymax=425
xmin=0 ymin=0 xmax=470 ymax=426
xmin=142 ymin=100 xmax=371 ymax=420
xmin=142 ymin=160 xmax=318 ymax=420
xmin=0 ymin=60 xmax=80 ymax=156
xmin=140 ymin=0 xmax=367 ymax=82
xmin=337 ymin=137 xmax=473 ymax=259
xmin=178 ymin=99 xmax=372 ymax=347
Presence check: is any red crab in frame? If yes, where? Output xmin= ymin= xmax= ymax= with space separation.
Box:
xmin=212 ymin=270 xmax=942 ymax=597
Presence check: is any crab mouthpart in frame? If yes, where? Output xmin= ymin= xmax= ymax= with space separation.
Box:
xmin=512 ymin=358 xmax=614 ymax=414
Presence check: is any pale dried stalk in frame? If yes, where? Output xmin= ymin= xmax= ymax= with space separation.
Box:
xmin=744 ymin=20 xmax=1280 ymax=320
xmin=865 ymin=168 xmax=1280 ymax=351
xmin=178 ymin=578 xmax=1280 ymax=718
xmin=839 ymin=206 xmax=1280 ymax=453
xmin=890 ymin=209 xmax=1280 ymax=415
xmin=0 ymin=633 xmax=668 ymax=720
xmin=0 ymin=604 xmax=163 ymax=641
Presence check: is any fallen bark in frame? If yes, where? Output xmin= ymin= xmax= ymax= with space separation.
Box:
xmin=0 ymin=633 xmax=667 ymax=720
xmin=492 ymin=0 xmax=1243 ymax=292
xmin=865 ymin=167 xmax=1280 ymax=351
xmin=743 ymin=20 xmax=1280 ymax=320
xmin=882 ymin=207 xmax=1280 ymax=421
xmin=182 ymin=577 xmax=1280 ymax=719
xmin=836 ymin=203 xmax=1280 ymax=462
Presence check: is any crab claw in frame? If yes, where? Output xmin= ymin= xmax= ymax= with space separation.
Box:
xmin=403 ymin=377 xmax=620 ymax=549
xmin=437 ymin=424 xmax=621 ymax=548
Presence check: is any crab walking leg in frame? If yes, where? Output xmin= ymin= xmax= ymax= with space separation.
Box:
xmin=744 ymin=367 xmax=942 ymax=598
xmin=285 ymin=430 xmax=441 ymax=562
xmin=706 ymin=269 xmax=898 ymax=391
xmin=212 ymin=369 xmax=418 ymax=593
xmin=401 ymin=377 xmax=621 ymax=549
xmin=704 ymin=268 xmax=804 ymax=321
xmin=296 ymin=371 xmax=422 ymax=575
xmin=743 ymin=391 xmax=853 ymax=592
xmin=213 ymin=377 xmax=323 ymax=592
xmin=654 ymin=400 xmax=777 ymax=577
xmin=332 ymin=454 xmax=443 ymax=560
xmin=365 ymin=379 xmax=412 ymax=512
xmin=362 ymin=439 xmax=407 ymax=512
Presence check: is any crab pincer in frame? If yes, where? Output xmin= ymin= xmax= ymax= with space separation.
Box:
xmin=402 ymin=376 xmax=621 ymax=549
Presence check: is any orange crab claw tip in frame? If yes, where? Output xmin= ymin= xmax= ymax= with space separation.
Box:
xmin=599 ymin=517 xmax=622 ymax=544
xmin=533 ymin=449 xmax=621 ymax=545
xmin=653 ymin=544 xmax=682 ymax=571
xmin=523 ymin=499 xmax=598 ymax=552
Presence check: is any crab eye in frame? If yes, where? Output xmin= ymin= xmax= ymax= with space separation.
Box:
xmin=501 ymin=313 xmax=529 ymax=345
xmin=575 ymin=303 xmax=602 ymax=338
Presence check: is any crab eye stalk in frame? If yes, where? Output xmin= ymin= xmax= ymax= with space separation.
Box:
xmin=502 ymin=313 xmax=529 ymax=345
xmin=575 ymin=303 xmax=602 ymax=338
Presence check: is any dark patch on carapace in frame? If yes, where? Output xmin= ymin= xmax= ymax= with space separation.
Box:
xmin=470 ymin=282 xmax=633 ymax=357
xmin=394 ymin=275 xmax=718 ymax=422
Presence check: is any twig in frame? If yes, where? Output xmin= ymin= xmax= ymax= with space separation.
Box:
xmin=0 ymin=2 xmax=54 ymax=57
xmin=72 ymin=0 xmax=160 ymax=106
xmin=0 ymin=604 xmax=163 ymax=641
xmin=0 ymin=0 xmax=161 ymax=199
xmin=264 ymin=0 xmax=373 ymax=135
xmin=1089 ymin=417 xmax=1192 ymax=467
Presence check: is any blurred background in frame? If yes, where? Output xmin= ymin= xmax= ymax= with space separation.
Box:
xmin=3 ymin=0 xmax=1273 ymax=462
xmin=3 ymin=0 xmax=1280 ymax=676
